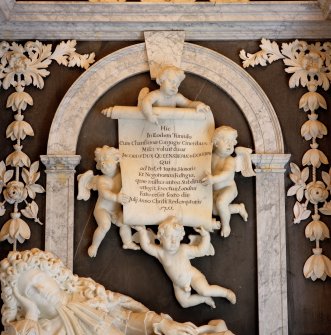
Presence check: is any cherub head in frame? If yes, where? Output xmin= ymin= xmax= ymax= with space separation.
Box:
xmin=157 ymin=216 xmax=185 ymax=253
xmin=95 ymin=145 xmax=121 ymax=176
xmin=212 ymin=126 xmax=238 ymax=157
xmin=156 ymin=66 xmax=185 ymax=97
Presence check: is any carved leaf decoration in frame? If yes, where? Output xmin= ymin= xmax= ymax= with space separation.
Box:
xmin=302 ymin=148 xmax=329 ymax=168
xmin=22 ymin=162 xmax=45 ymax=199
xmin=305 ymin=220 xmax=330 ymax=241
xmin=239 ymin=50 xmax=268 ymax=68
xmin=6 ymin=149 xmax=31 ymax=168
xmin=281 ymin=40 xmax=308 ymax=59
xmin=320 ymin=201 xmax=331 ymax=216
xmin=21 ymin=201 xmax=42 ymax=225
xmin=293 ymin=201 xmax=311 ymax=224
xmin=6 ymin=120 xmax=34 ymax=141
xmin=3 ymin=170 xmax=14 ymax=184
xmin=288 ymin=164 xmax=308 ymax=201
xmin=260 ymin=38 xmax=284 ymax=63
xmin=303 ymin=249 xmax=331 ymax=281
xmin=301 ymin=119 xmax=327 ymax=141
xmin=50 ymin=40 xmax=95 ymax=70
xmin=50 ymin=40 xmax=77 ymax=66
xmin=0 ymin=216 xmax=31 ymax=244
xmin=68 ymin=52 xmax=96 ymax=70
xmin=287 ymin=69 xmax=308 ymax=89
xmin=299 ymin=92 xmax=327 ymax=112
xmin=6 ymin=91 xmax=33 ymax=112
xmin=322 ymin=169 xmax=331 ymax=190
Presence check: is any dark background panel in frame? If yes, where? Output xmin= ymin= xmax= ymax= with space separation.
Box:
xmin=0 ymin=40 xmax=330 ymax=334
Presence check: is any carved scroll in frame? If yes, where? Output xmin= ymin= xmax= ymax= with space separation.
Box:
xmin=111 ymin=106 xmax=215 ymax=228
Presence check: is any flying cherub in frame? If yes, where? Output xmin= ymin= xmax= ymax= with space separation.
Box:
xmin=202 ymin=126 xmax=255 ymax=238
xmin=138 ymin=65 xmax=210 ymax=124
xmin=135 ymin=216 xmax=236 ymax=309
xmin=77 ymin=145 xmax=139 ymax=257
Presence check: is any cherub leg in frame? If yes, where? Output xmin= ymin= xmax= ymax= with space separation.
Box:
xmin=229 ymin=203 xmax=248 ymax=221
xmin=215 ymin=186 xmax=237 ymax=238
xmin=89 ymin=208 xmax=112 ymax=257
xmin=173 ymin=285 xmax=216 ymax=309
xmin=191 ymin=268 xmax=236 ymax=304
xmin=114 ymin=212 xmax=140 ymax=250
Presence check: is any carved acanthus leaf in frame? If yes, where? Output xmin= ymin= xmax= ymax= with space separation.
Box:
xmin=240 ymin=38 xmax=284 ymax=68
xmin=0 ymin=40 xmax=95 ymax=249
xmin=50 ymin=40 xmax=95 ymax=70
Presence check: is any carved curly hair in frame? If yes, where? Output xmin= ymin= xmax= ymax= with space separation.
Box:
xmin=0 ymin=249 xmax=147 ymax=327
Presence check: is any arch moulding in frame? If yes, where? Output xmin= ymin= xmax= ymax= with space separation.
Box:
xmin=41 ymin=42 xmax=290 ymax=335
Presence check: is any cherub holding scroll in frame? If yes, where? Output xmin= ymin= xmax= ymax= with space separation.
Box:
xmin=202 ymin=126 xmax=255 ymax=238
xmin=135 ymin=216 xmax=236 ymax=309
xmin=139 ymin=65 xmax=210 ymax=124
xmin=77 ymin=145 xmax=139 ymax=257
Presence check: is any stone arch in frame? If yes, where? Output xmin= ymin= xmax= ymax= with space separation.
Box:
xmin=47 ymin=43 xmax=284 ymax=155
xmin=41 ymin=41 xmax=289 ymax=335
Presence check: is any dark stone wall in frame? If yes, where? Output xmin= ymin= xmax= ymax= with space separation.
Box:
xmin=0 ymin=40 xmax=330 ymax=334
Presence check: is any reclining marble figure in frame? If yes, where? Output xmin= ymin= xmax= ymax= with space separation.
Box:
xmin=0 ymin=248 xmax=234 ymax=335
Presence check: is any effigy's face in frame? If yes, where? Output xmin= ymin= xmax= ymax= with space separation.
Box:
xmin=23 ymin=269 xmax=63 ymax=319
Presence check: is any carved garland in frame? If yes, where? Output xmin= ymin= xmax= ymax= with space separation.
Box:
xmin=240 ymin=39 xmax=331 ymax=281
xmin=0 ymin=40 xmax=95 ymax=250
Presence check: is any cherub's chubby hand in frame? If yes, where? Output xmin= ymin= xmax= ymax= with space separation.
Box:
xmin=201 ymin=172 xmax=213 ymax=186
xmin=154 ymin=318 xmax=198 ymax=335
xmin=194 ymin=226 xmax=208 ymax=237
xmin=196 ymin=103 xmax=211 ymax=114
xmin=118 ymin=193 xmax=130 ymax=205
xmin=147 ymin=113 xmax=159 ymax=125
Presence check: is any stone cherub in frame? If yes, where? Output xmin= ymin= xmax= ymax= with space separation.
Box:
xmin=135 ymin=216 xmax=236 ymax=309
xmin=0 ymin=248 xmax=234 ymax=335
xmin=202 ymin=126 xmax=255 ymax=238
xmin=77 ymin=145 xmax=139 ymax=257
xmin=139 ymin=65 xmax=210 ymax=124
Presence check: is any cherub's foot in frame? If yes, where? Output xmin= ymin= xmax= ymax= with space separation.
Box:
xmin=225 ymin=289 xmax=236 ymax=304
xmin=88 ymin=245 xmax=98 ymax=258
xmin=123 ymin=242 xmax=140 ymax=250
xmin=220 ymin=224 xmax=231 ymax=238
xmin=239 ymin=203 xmax=248 ymax=221
xmin=204 ymin=297 xmax=216 ymax=308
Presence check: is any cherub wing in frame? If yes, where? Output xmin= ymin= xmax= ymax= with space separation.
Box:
xmin=77 ymin=170 xmax=98 ymax=201
xmin=188 ymin=235 xmax=215 ymax=256
xmin=235 ymin=146 xmax=256 ymax=177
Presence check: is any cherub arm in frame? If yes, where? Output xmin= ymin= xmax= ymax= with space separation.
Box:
xmin=175 ymin=94 xmax=210 ymax=113
xmin=141 ymin=90 xmax=161 ymax=124
xmin=99 ymin=187 xmax=128 ymax=204
xmin=184 ymin=227 xmax=212 ymax=259
xmin=202 ymin=157 xmax=235 ymax=186
xmin=135 ymin=226 xmax=160 ymax=258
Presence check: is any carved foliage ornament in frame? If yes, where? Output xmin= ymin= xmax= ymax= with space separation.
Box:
xmin=240 ymin=39 xmax=331 ymax=281
xmin=0 ymin=40 xmax=95 ymax=249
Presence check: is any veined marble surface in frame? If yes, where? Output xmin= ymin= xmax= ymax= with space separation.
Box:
xmin=43 ymin=33 xmax=290 ymax=333
xmin=0 ymin=1 xmax=330 ymax=40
